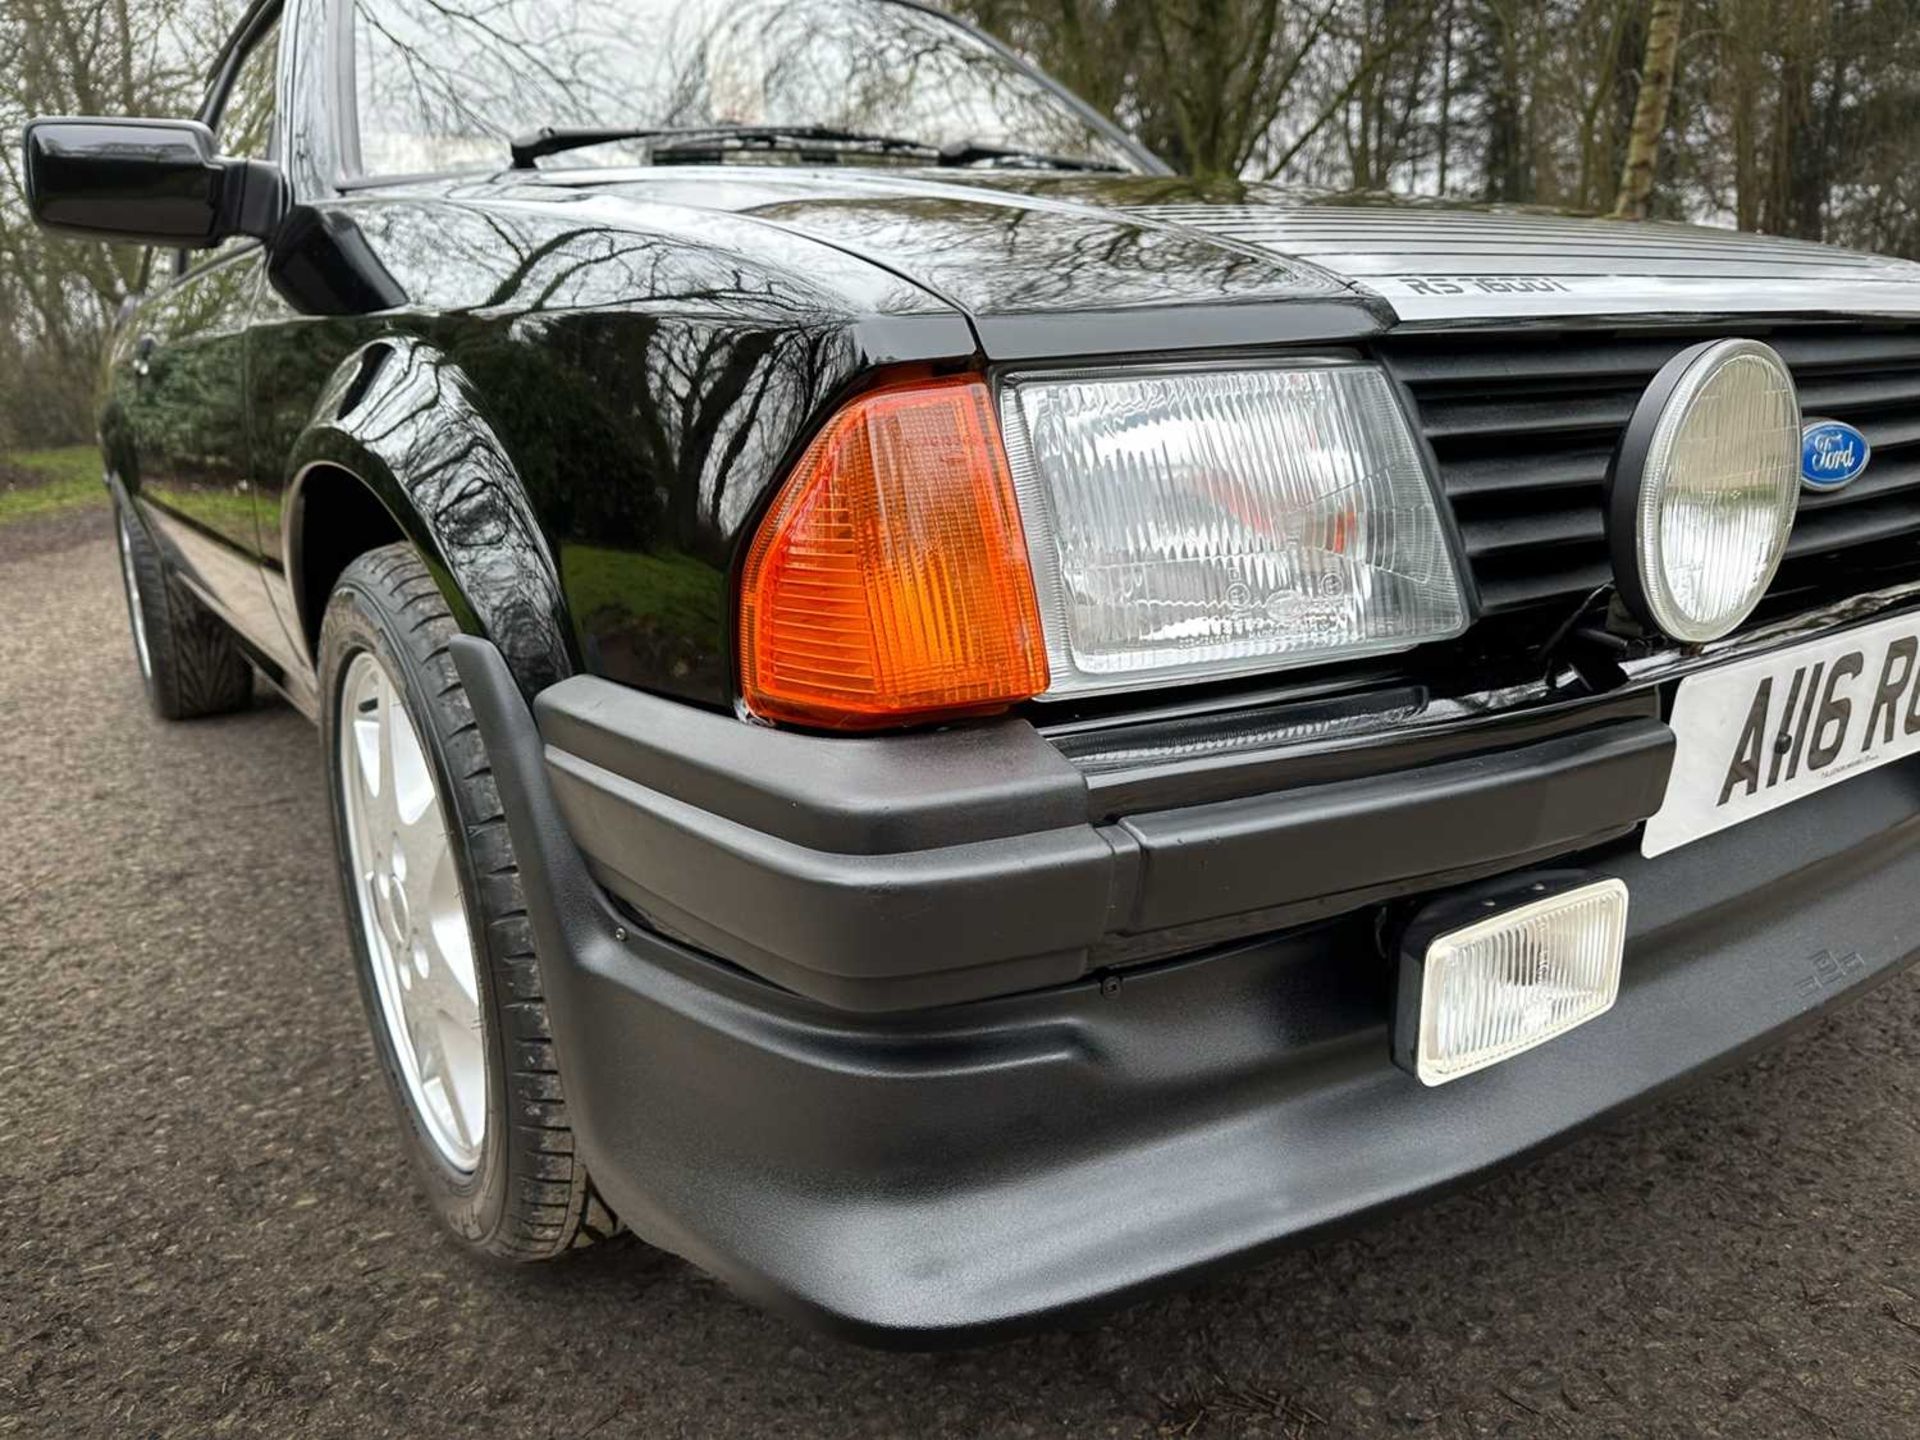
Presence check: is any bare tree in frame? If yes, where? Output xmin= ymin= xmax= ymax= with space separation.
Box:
xmin=1611 ymin=0 xmax=1682 ymax=218
xmin=10 ymin=0 xmax=1920 ymax=451
xmin=0 ymin=0 xmax=245 ymax=446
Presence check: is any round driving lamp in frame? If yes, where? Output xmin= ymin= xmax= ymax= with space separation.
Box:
xmin=1606 ymin=338 xmax=1802 ymax=643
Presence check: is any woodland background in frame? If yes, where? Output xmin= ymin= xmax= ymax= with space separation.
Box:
xmin=2 ymin=0 xmax=1917 ymax=450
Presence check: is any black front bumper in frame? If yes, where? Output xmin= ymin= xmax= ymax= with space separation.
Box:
xmin=452 ymin=637 xmax=1920 ymax=1346
xmin=532 ymin=662 xmax=1673 ymax=1012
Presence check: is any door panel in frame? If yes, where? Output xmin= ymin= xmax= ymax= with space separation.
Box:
xmin=127 ymin=251 xmax=261 ymax=553
xmin=117 ymin=246 xmax=304 ymax=674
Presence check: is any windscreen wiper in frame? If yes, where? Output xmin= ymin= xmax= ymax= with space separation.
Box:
xmin=935 ymin=139 xmax=1127 ymax=173
xmin=649 ymin=126 xmax=948 ymax=164
xmin=509 ymin=123 xmax=1126 ymax=172
xmin=509 ymin=124 xmax=937 ymax=169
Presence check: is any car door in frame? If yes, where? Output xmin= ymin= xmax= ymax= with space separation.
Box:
xmin=111 ymin=11 xmax=301 ymax=677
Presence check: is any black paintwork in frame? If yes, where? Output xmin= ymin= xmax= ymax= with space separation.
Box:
xmin=23 ymin=117 xmax=286 ymax=247
xmin=43 ymin=0 xmax=1395 ymax=717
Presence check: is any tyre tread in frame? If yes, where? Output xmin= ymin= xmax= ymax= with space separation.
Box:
xmin=116 ymin=504 xmax=252 ymax=721
xmin=321 ymin=543 xmax=614 ymax=1262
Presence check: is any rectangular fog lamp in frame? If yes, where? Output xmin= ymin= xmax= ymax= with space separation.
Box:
xmin=1394 ymin=877 xmax=1628 ymax=1086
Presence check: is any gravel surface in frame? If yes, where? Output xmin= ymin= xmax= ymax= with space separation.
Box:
xmin=4 ymin=514 xmax=1920 ymax=1439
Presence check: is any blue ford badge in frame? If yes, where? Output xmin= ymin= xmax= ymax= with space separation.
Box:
xmin=1801 ymin=419 xmax=1871 ymax=491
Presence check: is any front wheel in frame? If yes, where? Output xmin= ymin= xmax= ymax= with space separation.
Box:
xmin=319 ymin=543 xmax=613 ymax=1259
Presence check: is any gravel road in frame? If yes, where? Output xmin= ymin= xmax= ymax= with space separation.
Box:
xmin=4 ymin=511 xmax=1920 ymax=1439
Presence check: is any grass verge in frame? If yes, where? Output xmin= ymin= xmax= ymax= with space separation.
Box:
xmin=0 ymin=446 xmax=106 ymax=527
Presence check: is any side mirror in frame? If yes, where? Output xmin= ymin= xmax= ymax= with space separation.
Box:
xmin=23 ymin=116 xmax=286 ymax=248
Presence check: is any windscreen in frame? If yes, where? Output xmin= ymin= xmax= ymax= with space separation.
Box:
xmin=351 ymin=0 xmax=1137 ymax=176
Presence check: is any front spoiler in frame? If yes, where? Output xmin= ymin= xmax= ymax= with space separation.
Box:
xmin=452 ymin=636 xmax=1920 ymax=1347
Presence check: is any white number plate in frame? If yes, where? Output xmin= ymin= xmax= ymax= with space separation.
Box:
xmin=1642 ymin=612 xmax=1920 ymax=858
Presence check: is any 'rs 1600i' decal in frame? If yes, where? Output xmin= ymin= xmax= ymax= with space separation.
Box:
xmin=1397 ymin=276 xmax=1571 ymax=296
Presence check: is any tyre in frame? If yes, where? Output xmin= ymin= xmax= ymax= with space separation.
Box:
xmin=319 ymin=543 xmax=613 ymax=1259
xmin=113 ymin=499 xmax=253 ymax=720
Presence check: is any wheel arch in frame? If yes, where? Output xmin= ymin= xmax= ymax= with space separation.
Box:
xmin=280 ymin=337 xmax=575 ymax=697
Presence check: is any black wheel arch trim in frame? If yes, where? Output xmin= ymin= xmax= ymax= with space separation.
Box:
xmin=281 ymin=336 xmax=575 ymax=696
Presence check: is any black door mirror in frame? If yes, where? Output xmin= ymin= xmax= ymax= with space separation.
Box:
xmin=23 ymin=117 xmax=286 ymax=248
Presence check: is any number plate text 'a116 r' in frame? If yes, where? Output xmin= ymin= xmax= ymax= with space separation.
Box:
xmin=1643 ymin=610 xmax=1920 ymax=857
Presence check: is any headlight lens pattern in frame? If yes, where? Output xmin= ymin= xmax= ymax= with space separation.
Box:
xmin=1631 ymin=340 xmax=1801 ymax=643
xmin=1001 ymin=364 xmax=1469 ymax=697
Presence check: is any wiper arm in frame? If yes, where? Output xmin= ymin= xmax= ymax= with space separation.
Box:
xmin=648 ymin=125 xmax=943 ymax=163
xmin=508 ymin=123 xmax=938 ymax=168
xmin=936 ymin=139 xmax=1127 ymax=173
xmin=510 ymin=125 xmax=674 ymax=168
xmin=653 ymin=129 xmax=1129 ymax=172
xmin=508 ymin=124 xmax=1129 ymax=173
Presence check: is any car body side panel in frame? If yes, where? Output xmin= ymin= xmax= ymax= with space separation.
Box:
xmin=245 ymin=194 xmax=979 ymax=704
xmin=99 ymin=242 xmax=307 ymax=677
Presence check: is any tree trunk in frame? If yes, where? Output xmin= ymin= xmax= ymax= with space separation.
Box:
xmin=1611 ymin=0 xmax=1683 ymax=220
xmin=1724 ymin=0 xmax=1761 ymax=231
xmin=1435 ymin=0 xmax=1455 ymax=193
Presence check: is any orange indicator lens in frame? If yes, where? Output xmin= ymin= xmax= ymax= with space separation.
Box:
xmin=739 ymin=377 xmax=1048 ymax=729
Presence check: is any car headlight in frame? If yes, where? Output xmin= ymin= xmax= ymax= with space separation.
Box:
xmin=1000 ymin=362 xmax=1469 ymax=697
xmin=738 ymin=364 xmax=1470 ymax=729
xmin=1607 ymin=338 xmax=1801 ymax=643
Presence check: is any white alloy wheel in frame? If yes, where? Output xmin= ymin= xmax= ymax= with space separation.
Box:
xmin=337 ymin=649 xmax=487 ymax=1171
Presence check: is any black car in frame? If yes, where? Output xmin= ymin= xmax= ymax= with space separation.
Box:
xmin=26 ymin=0 xmax=1920 ymax=1346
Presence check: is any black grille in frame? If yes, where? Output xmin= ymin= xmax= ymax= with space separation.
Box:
xmin=1379 ymin=324 xmax=1920 ymax=629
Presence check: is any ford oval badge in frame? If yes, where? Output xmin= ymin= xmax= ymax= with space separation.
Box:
xmin=1801 ymin=419 xmax=1871 ymax=491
